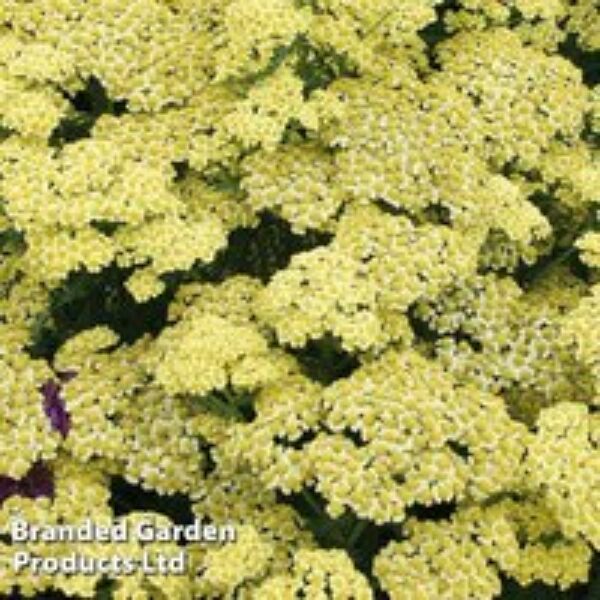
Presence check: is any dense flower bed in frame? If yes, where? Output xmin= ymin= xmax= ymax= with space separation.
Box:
xmin=0 ymin=0 xmax=598 ymax=598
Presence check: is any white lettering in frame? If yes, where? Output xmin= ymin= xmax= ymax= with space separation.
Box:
xmin=136 ymin=520 xmax=155 ymax=543
xmin=10 ymin=519 xmax=30 ymax=542
xmin=12 ymin=551 xmax=30 ymax=571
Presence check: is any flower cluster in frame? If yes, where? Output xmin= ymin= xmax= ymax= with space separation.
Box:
xmin=0 ymin=0 xmax=598 ymax=598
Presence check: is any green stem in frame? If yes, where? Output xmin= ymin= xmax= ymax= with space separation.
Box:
xmin=347 ymin=519 xmax=369 ymax=549
xmin=204 ymin=393 xmax=244 ymax=421
xmin=526 ymin=245 xmax=578 ymax=287
xmin=302 ymin=488 xmax=326 ymax=519
xmin=525 ymin=205 xmax=599 ymax=288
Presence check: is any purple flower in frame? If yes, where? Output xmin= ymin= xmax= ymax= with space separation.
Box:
xmin=18 ymin=462 xmax=54 ymax=499
xmin=0 ymin=476 xmax=18 ymax=505
xmin=0 ymin=463 xmax=54 ymax=507
xmin=40 ymin=378 xmax=71 ymax=438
